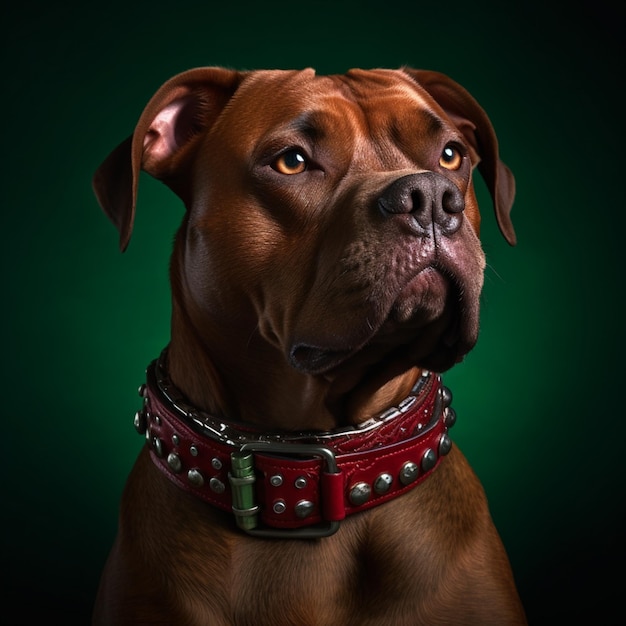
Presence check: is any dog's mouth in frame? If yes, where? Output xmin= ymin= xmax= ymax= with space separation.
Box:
xmin=289 ymin=266 xmax=476 ymax=380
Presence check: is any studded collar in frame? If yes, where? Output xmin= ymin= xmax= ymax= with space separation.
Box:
xmin=135 ymin=348 xmax=457 ymax=538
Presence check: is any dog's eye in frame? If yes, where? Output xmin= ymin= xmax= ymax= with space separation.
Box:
xmin=439 ymin=144 xmax=463 ymax=171
xmin=272 ymin=149 xmax=308 ymax=175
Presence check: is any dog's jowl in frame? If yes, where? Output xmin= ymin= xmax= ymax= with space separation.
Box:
xmin=92 ymin=67 xmax=526 ymax=625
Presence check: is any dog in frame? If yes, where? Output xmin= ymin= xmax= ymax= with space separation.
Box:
xmin=92 ymin=67 xmax=526 ymax=625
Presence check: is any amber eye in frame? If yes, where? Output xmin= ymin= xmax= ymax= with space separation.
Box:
xmin=439 ymin=144 xmax=463 ymax=171
xmin=272 ymin=149 xmax=308 ymax=175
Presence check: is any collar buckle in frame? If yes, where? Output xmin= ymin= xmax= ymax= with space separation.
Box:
xmin=230 ymin=441 xmax=342 ymax=539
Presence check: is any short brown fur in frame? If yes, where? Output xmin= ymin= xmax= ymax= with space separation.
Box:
xmin=92 ymin=67 xmax=525 ymax=625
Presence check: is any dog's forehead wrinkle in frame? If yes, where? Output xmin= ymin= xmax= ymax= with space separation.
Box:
xmin=225 ymin=71 xmax=450 ymax=175
xmin=320 ymin=77 xmax=454 ymax=170
xmin=344 ymin=72 xmax=436 ymax=117
xmin=278 ymin=107 xmax=346 ymax=142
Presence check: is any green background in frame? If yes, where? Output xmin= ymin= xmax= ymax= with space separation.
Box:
xmin=3 ymin=0 xmax=623 ymax=623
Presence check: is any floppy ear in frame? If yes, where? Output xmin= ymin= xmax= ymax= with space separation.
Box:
xmin=93 ymin=67 xmax=245 ymax=251
xmin=403 ymin=68 xmax=516 ymax=246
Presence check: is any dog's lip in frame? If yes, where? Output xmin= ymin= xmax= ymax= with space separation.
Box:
xmin=380 ymin=267 xmax=450 ymax=330
xmin=289 ymin=265 xmax=472 ymax=377
xmin=289 ymin=344 xmax=355 ymax=376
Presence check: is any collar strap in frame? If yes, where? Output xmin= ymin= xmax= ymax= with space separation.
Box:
xmin=134 ymin=350 xmax=457 ymax=539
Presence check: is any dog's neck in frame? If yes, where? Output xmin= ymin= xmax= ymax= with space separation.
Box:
xmin=168 ymin=307 xmax=422 ymax=432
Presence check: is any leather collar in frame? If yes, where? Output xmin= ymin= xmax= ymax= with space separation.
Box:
xmin=134 ymin=348 xmax=457 ymax=538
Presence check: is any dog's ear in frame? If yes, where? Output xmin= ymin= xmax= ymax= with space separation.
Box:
xmin=403 ymin=69 xmax=516 ymax=246
xmin=93 ymin=68 xmax=245 ymax=251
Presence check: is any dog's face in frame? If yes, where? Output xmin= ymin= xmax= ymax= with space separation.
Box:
xmin=94 ymin=67 xmax=515 ymax=425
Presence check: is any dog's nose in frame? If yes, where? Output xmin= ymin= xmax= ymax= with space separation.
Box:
xmin=378 ymin=173 xmax=464 ymax=236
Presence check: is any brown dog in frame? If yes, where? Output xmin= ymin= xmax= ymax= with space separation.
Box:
xmin=92 ymin=67 xmax=526 ymax=625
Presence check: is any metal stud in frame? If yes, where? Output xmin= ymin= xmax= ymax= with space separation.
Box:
xmin=295 ymin=476 xmax=308 ymax=489
xmin=188 ymin=469 xmax=204 ymax=487
xmin=167 ymin=452 xmax=182 ymax=472
xmin=379 ymin=407 xmax=401 ymax=422
xmin=138 ymin=383 xmax=147 ymax=398
xmin=399 ymin=461 xmax=419 ymax=485
xmin=152 ymin=437 xmax=164 ymax=458
xmin=153 ymin=415 xmax=161 ymax=426
xmin=349 ymin=482 xmax=372 ymax=505
xmin=211 ymin=457 xmax=223 ymax=470
xmin=209 ymin=477 xmax=225 ymax=494
xmin=273 ymin=500 xmax=287 ymax=514
xmin=373 ymin=473 xmax=393 ymax=495
xmin=190 ymin=445 xmax=199 ymax=457
xmin=444 ymin=407 xmax=457 ymax=428
xmin=439 ymin=433 xmax=452 ymax=456
xmin=172 ymin=434 xmax=180 ymax=446
xmin=441 ymin=386 xmax=453 ymax=407
xmin=421 ymin=448 xmax=437 ymax=472
xmin=270 ymin=474 xmax=284 ymax=487
xmin=398 ymin=396 xmax=416 ymax=412
xmin=133 ymin=411 xmax=146 ymax=435
xmin=294 ymin=500 xmax=315 ymax=519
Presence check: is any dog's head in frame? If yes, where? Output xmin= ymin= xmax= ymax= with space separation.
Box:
xmin=94 ymin=67 xmax=515 ymax=426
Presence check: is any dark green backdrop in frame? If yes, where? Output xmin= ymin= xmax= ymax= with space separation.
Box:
xmin=3 ymin=1 xmax=623 ymax=623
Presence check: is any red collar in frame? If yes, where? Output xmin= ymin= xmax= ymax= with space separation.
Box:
xmin=134 ymin=349 xmax=457 ymax=538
